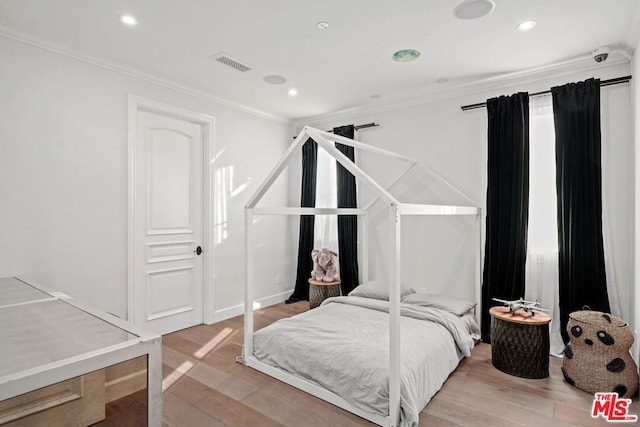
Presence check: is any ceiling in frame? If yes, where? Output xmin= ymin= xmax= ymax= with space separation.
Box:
xmin=0 ymin=0 xmax=638 ymax=122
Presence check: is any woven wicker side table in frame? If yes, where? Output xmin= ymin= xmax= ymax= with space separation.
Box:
xmin=490 ymin=306 xmax=551 ymax=379
xmin=308 ymin=279 xmax=341 ymax=309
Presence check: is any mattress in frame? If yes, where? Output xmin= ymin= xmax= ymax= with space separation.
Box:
xmin=252 ymin=296 xmax=476 ymax=427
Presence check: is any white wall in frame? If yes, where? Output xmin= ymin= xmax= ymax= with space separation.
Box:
xmin=305 ymin=62 xmax=634 ymax=323
xmin=0 ymin=36 xmax=296 ymax=320
xmin=633 ymin=39 xmax=640 ymax=362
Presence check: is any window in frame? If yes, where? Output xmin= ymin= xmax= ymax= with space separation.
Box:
xmin=527 ymin=94 xmax=558 ymax=255
xmin=313 ymin=146 xmax=339 ymax=251
xmin=525 ymin=94 xmax=563 ymax=356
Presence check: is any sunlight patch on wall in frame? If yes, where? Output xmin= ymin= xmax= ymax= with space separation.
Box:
xmin=215 ymin=166 xmax=231 ymax=244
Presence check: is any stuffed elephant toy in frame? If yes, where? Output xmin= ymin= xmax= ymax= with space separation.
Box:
xmin=311 ymin=248 xmax=340 ymax=282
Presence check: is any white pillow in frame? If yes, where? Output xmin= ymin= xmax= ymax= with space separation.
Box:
xmin=401 ymin=293 xmax=477 ymax=316
xmin=348 ymin=281 xmax=415 ymax=301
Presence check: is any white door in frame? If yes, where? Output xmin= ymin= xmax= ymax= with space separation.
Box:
xmin=133 ymin=109 xmax=204 ymax=335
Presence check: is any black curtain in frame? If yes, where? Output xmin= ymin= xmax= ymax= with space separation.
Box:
xmin=481 ymin=92 xmax=530 ymax=343
xmin=287 ymin=138 xmax=317 ymax=302
xmin=552 ymin=78 xmax=610 ymax=343
xmin=334 ymin=125 xmax=359 ymax=295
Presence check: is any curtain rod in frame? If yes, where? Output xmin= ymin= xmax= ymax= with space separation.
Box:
xmin=460 ymin=75 xmax=632 ymax=111
xmin=328 ymin=122 xmax=379 ymax=132
xmin=294 ymin=123 xmax=379 ymax=139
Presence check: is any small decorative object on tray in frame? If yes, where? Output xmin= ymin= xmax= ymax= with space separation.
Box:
xmin=492 ymin=297 xmax=549 ymax=317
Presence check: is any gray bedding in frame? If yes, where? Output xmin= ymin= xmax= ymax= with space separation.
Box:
xmin=253 ymin=296 xmax=475 ymax=427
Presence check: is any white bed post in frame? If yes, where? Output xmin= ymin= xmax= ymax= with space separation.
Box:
xmin=361 ymin=212 xmax=369 ymax=285
xmin=474 ymin=208 xmax=483 ymax=325
xmin=244 ymin=208 xmax=254 ymax=361
xmin=388 ymin=203 xmax=401 ymax=427
xmin=147 ymin=338 xmax=163 ymax=427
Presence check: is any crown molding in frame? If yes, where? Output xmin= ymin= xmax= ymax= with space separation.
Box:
xmin=2 ymin=20 xmax=631 ymax=131
xmin=0 ymin=23 xmax=295 ymax=127
xmin=298 ymin=53 xmax=631 ymax=128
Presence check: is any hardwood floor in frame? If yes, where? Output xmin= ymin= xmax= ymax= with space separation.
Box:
xmin=102 ymin=302 xmax=638 ymax=426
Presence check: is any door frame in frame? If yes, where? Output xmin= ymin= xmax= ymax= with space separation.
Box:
xmin=127 ymin=94 xmax=215 ymax=327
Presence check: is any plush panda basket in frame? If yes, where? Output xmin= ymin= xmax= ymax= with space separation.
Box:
xmin=562 ymin=310 xmax=638 ymax=398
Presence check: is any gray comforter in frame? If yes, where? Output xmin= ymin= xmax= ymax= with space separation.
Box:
xmin=253 ymin=296 xmax=475 ymax=427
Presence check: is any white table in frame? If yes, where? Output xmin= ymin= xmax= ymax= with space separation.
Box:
xmin=0 ymin=277 xmax=162 ymax=426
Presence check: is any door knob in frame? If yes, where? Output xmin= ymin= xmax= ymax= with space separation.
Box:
xmin=194 ymin=246 xmax=203 ymax=255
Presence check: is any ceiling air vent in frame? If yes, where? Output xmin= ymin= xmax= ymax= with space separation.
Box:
xmin=210 ymin=52 xmax=252 ymax=73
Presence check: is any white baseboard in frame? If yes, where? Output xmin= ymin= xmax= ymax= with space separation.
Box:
xmin=207 ymin=289 xmax=294 ymax=324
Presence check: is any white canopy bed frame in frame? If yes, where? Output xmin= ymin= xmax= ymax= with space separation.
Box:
xmin=244 ymin=126 xmax=481 ymax=427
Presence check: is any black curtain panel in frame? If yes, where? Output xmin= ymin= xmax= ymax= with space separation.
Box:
xmin=334 ymin=125 xmax=360 ymax=295
xmin=481 ymin=92 xmax=530 ymax=343
xmin=552 ymin=78 xmax=610 ymax=343
xmin=287 ymin=138 xmax=317 ymax=303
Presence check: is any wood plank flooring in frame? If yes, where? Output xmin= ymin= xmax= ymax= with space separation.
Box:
xmin=100 ymin=302 xmax=639 ymax=426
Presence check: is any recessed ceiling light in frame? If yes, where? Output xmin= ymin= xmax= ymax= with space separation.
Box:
xmin=288 ymin=88 xmax=298 ymax=97
xmin=120 ymin=14 xmax=138 ymax=26
xmin=317 ymin=21 xmax=329 ymax=29
xmin=263 ymin=75 xmax=287 ymax=85
xmin=516 ymin=20 xmax=537 ymax=31
xmin=392 ymin=49 xmax=421 ymax=62
xmin=453 ymin=0 xmax=495 ymax=20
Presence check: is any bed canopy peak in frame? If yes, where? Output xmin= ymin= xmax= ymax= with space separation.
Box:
xmin=246 ymin=125 xmax=478 ymax=213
